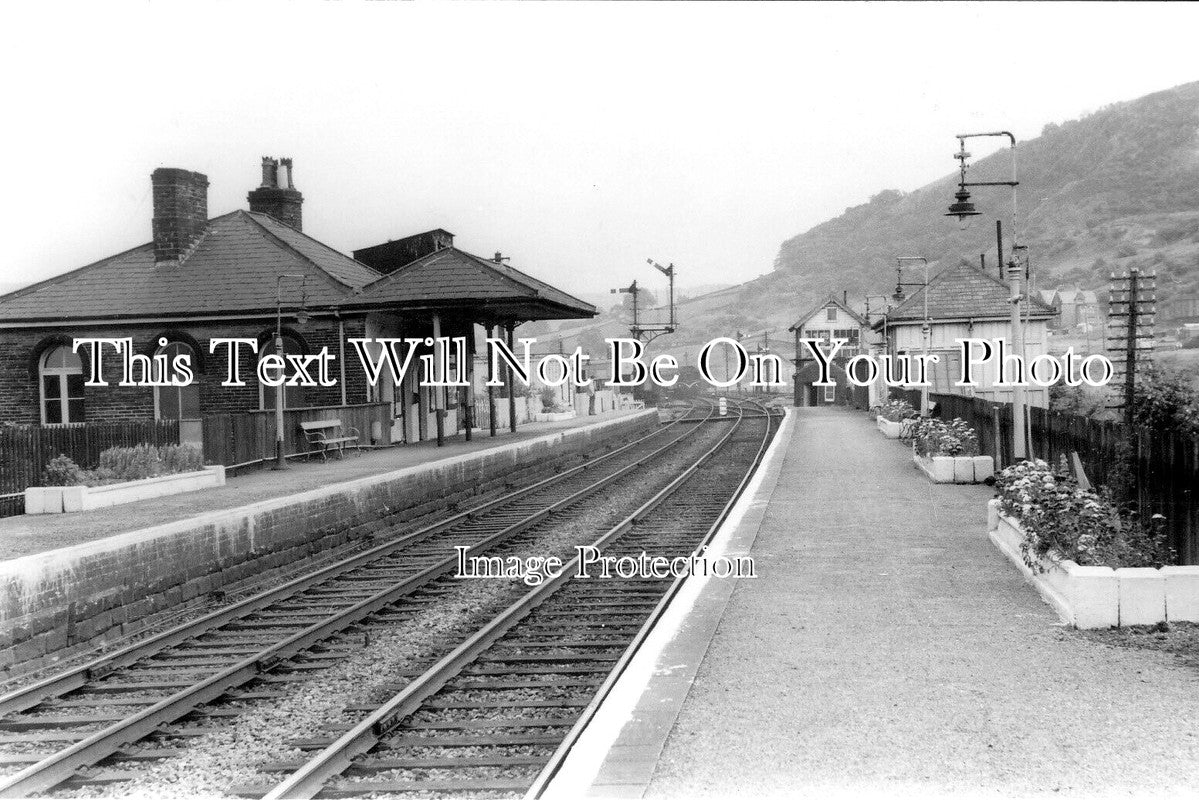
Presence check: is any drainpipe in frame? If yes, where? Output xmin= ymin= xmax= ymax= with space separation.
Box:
xmin=433 ymin=314 xmax=444 ymax=447
xmin=507 ymin=323 xmax=517 ymax=433
xmin=487 ymin=324 xmax=497 ymax=437
xmin=337 ymin=314 xmax=347 ymax=407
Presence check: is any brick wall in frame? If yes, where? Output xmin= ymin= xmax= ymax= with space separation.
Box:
xmin=0 ymin=316 xmax=372 ymax=425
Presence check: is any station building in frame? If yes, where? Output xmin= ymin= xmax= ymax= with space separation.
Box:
xmin=787 ymin=295 xmax=876 ymax=407
xmin=0 ymin=159 xmax=595 ymax=448
xmin=872 ymin=259 xmax=1056 ymax=408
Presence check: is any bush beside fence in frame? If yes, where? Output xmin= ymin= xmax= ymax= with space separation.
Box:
xmin=0 ymin=421 xmax=180 ymax=517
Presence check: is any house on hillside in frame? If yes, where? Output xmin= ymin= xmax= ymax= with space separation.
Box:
xmin=1038 ymin=287 xmax=1101 ymax=330
xmin=1162 ymin=295 xmax=1199 ymax=326
xmin=873 ymin=260 xmax=1057 ymax=409
xmin=0 ymin=158 xmax=595 ymax=449
xmin=787 ymin=295 xmax=877 ymax=407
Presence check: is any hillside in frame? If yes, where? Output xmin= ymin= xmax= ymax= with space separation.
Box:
xmin=650 ymin=80 xmax=1199 ymax=346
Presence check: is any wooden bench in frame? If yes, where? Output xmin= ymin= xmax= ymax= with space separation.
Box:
xmin=299 ymin=419 xmax=361 ymax=462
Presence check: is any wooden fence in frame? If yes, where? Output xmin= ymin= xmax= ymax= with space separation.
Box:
xmin=887 ymin=389 xmax=1199 ymax=564
xmin=201 ymin=403 xmax=392 ymax=471
xmin=0 ymin=421 xmax=180 ymax=517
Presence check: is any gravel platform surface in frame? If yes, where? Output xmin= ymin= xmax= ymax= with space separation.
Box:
xmin=643 ymin=407 xmax=1199 ymax=799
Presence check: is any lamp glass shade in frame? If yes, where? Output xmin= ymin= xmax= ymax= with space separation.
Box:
xmin=946 ymin=186 xmax=980 ymax=220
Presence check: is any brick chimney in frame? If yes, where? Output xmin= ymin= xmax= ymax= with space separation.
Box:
xmin=151 ymin=168 xmax=209 ymax=264
xmin=248 ymin=156 xmax=303 ymax=231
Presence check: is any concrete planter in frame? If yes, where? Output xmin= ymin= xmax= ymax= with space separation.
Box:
xmin=25 ymin=466 xmax=226 ymax=514
xmin=532 ymin=410 xmax=576 ymax=423
xmin=876 ymin=416 xmax=904 ymax=439
xmin=913 ymin=453 xmax=994 ymax=484
xmin=986 ymin=499 xmax=1199 ymax=628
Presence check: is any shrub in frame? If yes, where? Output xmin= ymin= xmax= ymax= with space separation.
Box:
xmin=539 ymin=387 xmax=563 ymax=413
xmin=160 ymin=444 xmax=203 ymax=474
xmin=994 ymin=459 xmax=1171 ymax=571
xmin=42 ymin=444 xmax=204 ymax=487
xmin=96 ymin=443 xmax=159 ymax=482
xmin=43 ymin=454 xmax=86 ymax=486
xmin=878 ymin=398 xmax=917 ymax=422
xmin=911 ymin=418 xmax=979 ymax=457
xmin=1131 ymin=367 xmax=1199 ymax=437
xmin=1049 ymin=383 xmax=1109 ymax=418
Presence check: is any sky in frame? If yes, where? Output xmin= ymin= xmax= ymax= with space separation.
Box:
xmin=2 ymin=1 xmax=1198 ymax=303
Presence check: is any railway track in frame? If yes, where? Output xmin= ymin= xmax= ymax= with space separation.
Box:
xmin=240 ymin=399 xmax=777 ymax=800
xmin=0 ymin=402 xmax=733 ymax=797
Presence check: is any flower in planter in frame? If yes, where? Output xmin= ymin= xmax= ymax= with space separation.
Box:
xmin=994 ymin=459 xmax=1172 ymax=571
xmin=878 ymin=398 xmax=917 ymax=423
xmin=910 ymin=417 xmax=980 ymax=458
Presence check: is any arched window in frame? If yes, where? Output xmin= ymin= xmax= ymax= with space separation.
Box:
xmin=259 ymin=334 xmax=308 ymax=410
xmin=155 ymin=341 xmax=201 ymax=420
xmin=40 ymin=346 xmax=85 ymax=424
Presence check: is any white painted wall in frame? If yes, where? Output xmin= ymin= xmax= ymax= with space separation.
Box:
xmin=792 ymin=302 xmax=879 ymax=356
xmin=887 ymin=318 xmax=1052 ymax=408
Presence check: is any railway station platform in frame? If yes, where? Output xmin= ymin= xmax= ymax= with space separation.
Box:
xmin=0 ymin=408 xmax=658 ymax=676
xmin=0 ymin=409 xmax=653 ymax=562
xmin=557 ymin=407 xmax=1199 ymax=799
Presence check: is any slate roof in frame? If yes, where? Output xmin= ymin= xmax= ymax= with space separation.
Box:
xmin=0 ymin=212 xmax=595 ymax=324
xmin=876 ymin=260 xmax=1055 ymax=328
xmin=0 ymin=211 xmax=382 ymax=322
xmin=787 ymin=295 xmax=868 ymax=332
xmin=345 ymin=246 xmax=596 ymax=319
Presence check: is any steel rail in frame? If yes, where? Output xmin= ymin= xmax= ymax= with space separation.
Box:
xmin=0 ymin=404 xmax=716 ymax=798
xmin=525 ymin=399 xmax=777 ymax=798
xmin=258 ymin=400 xmax=755 ymax=800
xmin=0 ymin=408 xmax=687 ymax=720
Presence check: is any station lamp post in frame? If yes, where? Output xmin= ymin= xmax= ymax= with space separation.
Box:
xmin=945 ymin=131 xmax=1028 ymax=460
xmin=891 ymin=257 xmax=930 ymax=415
xmin=272 ymin=274 xmax=309 ymax=470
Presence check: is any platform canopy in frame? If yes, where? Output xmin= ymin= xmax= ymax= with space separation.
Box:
xmin=341 ymin=245 xmax=596 ymax=325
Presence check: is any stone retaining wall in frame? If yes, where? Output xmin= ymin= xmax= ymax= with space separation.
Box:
xmin=0 ymin=411 xmax=658 ymax=674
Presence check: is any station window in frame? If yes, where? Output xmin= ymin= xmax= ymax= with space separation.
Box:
xmin=156 ymin=341 xmax=201 ymax=420
xmin=826 ymin=307 xmax=837 ymax=321
xmin=259 ymin=335 xmax=308 ymax=410
xmin=823 ymin=384 xmax=836 ymax=403
xmin=40 ymin=346 xmax=86 ymax=424
xmin=833 ymin=328 xmax=861 ymax=344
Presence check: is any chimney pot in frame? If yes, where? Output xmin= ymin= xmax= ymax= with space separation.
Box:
xmin=279 ymin=157 xmax=294 ymax=189
xmin=248 ymin=156 xmax=303 ymax=230
xmin=152 ymin=167 xmax=209 ymax=264
xmin=260 ymin=156 xmax=279 ymax=188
